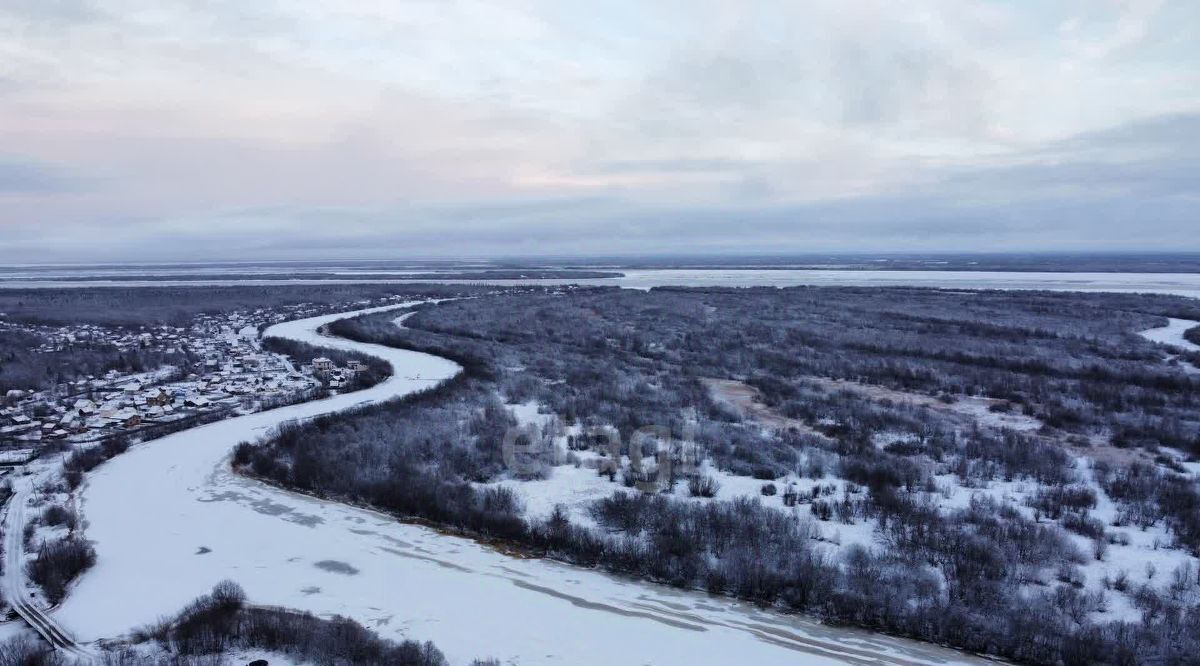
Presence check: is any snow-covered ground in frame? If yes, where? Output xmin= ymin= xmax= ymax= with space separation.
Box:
xmin=488 ymin=439 xmax=879 ymax=555
xmin=491 ymin=397 xmax=1200 ymax=628
xmin=54 ymin=304 xmax=987 ymax=666
xmin=1139 ymin=317 xmax=1200 ymax=352
xmin=0 ymin=622 xmax=34 ymax=644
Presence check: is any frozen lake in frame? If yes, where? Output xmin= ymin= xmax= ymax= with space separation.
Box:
xmin=56 ymin=302 xmax=988 ymax=666
xmin=610 ymin=269 xmax=1200 ymax=297
xmin=4 ymin=268 xmax=1200 ymax=298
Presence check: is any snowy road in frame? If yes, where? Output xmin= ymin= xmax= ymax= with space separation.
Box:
xmin=2 ymin=486 xmax=96 ymax=661
xmin=56 ymin=302 xmax=988 ymax=665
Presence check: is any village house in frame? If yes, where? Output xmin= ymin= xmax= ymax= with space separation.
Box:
xmin=0 ymin=300 xmax=379 ymax=445
xmin=114 ymin=408 xmax=141 ymax=428
xmin=8 ymin=413 xmax=32 ymax=428
xmin=146 ymin=389 xmax=172 ymax=406
xmin=73 ymin=398 xmax=98 ymax=417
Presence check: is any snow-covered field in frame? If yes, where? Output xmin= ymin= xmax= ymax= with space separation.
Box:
xmin=0 ymin=622 xmax=34 ymax=644
xmin=55 ymin=303 xmax=987 ymax=666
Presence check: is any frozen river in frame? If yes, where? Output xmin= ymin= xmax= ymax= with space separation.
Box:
xmin=55 ymin=302 xmax=987 ymax=666
xmin=1139 ymin=317 xmax=1200 ymax=352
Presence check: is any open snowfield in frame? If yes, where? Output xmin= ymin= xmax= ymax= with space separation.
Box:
xmin=54 ymin=303 xmax=988 ymax=666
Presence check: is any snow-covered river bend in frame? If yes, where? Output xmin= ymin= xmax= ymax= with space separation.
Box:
xmin=1139 ymin=317 xmax=1200 ymax=353
xmin=57 ymin=302 xmax=986 ymax=666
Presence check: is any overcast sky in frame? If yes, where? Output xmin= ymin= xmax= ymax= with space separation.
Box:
xmin=1 ymin=0 xmax=1197 ymax=262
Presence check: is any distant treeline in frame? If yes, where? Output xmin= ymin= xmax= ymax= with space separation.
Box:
xmin=0 ymin=268 xmax=622 ymax=283
xmin=0 ymin=329 xmax=191 ymax=394
xmin=0 ymin=284 xmax=488 ymax=326
xmin=580 ymin=252 xmax=1200 ymax=273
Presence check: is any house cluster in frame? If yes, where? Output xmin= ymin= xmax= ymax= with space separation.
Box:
xmin=0 ymin=300 xmax=387 ymax=444
xmin=1 ymin=295 xmax=414 ymax=446
xmin=13 ymin=320 xmax=191 ymax=356
xmin=306 ymin=356 xmax=370 ymax=390
xmin=2 ymin=351 xmax=320 ymax=444
xmin=2 ymin=369 xmax=186 ymax=442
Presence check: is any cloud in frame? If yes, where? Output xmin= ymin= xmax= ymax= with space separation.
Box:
xmin=0 ymin=0 xmax=106 ymax=24
xmin=0 ymin=158 xmax=83 ymax=195
xmin=0 ymin=1 xmax=1197 ymax=261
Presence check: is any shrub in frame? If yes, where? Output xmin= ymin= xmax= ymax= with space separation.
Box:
xmin=811 ymin=499 xmax=833 ymax=521
xmin=1060 ymin=511 xmax=1105 ymax=540
xmin=40 ymin=505 xmax=78 ymax=530
xmin=688 ymin=475 xmax=720 ymax=498
xmin=146 ymin=582 xmax=448 ymax=665
xmin=26 ymin=537 xmax=97 ymax=604
xmin=0 ymin=636 xmax=63 ymax=665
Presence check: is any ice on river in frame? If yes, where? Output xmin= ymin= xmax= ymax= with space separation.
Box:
xmin=1139 ymin=317 xmax=1200 ymax=352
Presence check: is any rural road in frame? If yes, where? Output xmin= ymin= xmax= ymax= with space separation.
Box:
xmin=2 ymin=484 xmax=96 ymax=661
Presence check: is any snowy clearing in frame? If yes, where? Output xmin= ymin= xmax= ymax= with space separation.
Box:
xmin=702 ymin=378 xmax=831 ymax=438
xmin=802 ymin=376 xmax=1043 ymax=432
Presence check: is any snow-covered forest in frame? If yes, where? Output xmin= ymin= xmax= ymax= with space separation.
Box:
xmin=236 ymin=286 xmax=1200 ymax=664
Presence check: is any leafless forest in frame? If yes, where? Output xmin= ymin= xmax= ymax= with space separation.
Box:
xmin=233 ymin=286 xmax=1200 ymax=665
